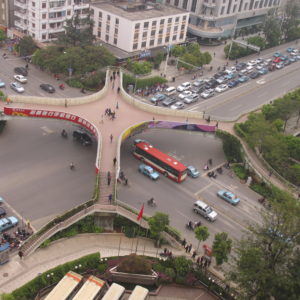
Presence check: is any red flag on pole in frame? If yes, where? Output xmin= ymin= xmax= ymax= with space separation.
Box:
xmin=137 ymin=204 xmax=144 ymax=221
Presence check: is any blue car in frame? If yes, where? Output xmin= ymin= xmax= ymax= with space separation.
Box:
xmin=238 ymin=76 xmax=249 ymax=83
xmin=287 ymin=47 xmax=294 ymax=53
xmin=217 ymin=190 xmax=240 ymax=205
xmin=280 ymin=55 xmax=289 ymax=61
xmin=258 ymin=68 xmax=269 ymax=75
xmin=0 ymin=80 xmax=5 ymax=88
xmin=0 ymin=216 xmax=19 ymax=232
xmin=289 ymin=57 xmax=296 ymax=63
xmin=228 ymin=80 xmax=239 ymax=88
xmin=187 ymin=166 xmax=200 ymax=178
xmin=138 ymin=164 xmax=160 ymax=180
xmin=273 ymin=51 xmax=282 ymax=57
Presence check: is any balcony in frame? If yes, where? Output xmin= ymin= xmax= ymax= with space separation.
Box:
xmin=188 ymin=23 xmax=224 ymax=38
xmin=202 ymin=1 xmax=216 ymax=8
xmin=15 ymin=20 xmax=28 ymax=30
xmin=14 ymin=0 xmax=27 ymax=9
xmin=14 ymin=9 xmax=27 ymax=18
xmin=48 ymin=27 xmax=64 ymax=33
xmin=73 ymin=3 xmax=89 ymax=10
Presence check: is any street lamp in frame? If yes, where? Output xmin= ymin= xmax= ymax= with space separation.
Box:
xmin=227 ymin=15 xmax=238 ymax=61
xmin=163 ymin=44 xmax=172 ymax=77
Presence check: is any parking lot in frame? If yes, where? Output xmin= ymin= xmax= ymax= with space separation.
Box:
xmin=118 ymin=129 xmax=262 ymax=245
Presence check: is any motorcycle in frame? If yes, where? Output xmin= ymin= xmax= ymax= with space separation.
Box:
xmin=61 ymin=130 xmax=68 ymax=138
xmin=147 ymin=198 xmax=156 ymax=207
xmin=208 ymin=171 xmax=217 ymax=179
xmin=59 ymin=84 xmax=65 ymax=90
xmin=216 ymin=167 xmax=223 ymax=174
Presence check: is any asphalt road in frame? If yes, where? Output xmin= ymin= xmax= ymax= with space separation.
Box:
xmin=0 ymin=49 xmax=85 ymax=98
xmin=118 ymin=130 xmax=262 ymax=245
xmin=0 ymin=118 xmax=97 ymax=230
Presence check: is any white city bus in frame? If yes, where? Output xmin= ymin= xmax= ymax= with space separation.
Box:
xmin=102 ymin=283 xmax=125 ymax=300
xmin=44 ymin=271 xmax=82 ymax=300
xmin=128 ymin=285 xmax=149 ymax=300
xmin=72 ymin=275 xmax=105 ymax=300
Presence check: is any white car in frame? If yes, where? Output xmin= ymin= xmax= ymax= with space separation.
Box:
xmin=184 ymin=94 xmax=199 ymax=104
xmin=178 ymin=90 xmax=192 ymax=99
xmin=200 ymin=89 xmax=214 ymax=99
xmin=177 ymin=82 xmax=191 ymax=92
xmin=246 ymin=65 xmax=254 ymax=73
xmin=291 ymin=49 xmax=299 ymax=56
xmin=215 ymin=84 xmax=228 ymax=93
xmin=248 ymin=60 xmax=257 ymax=66
xmin=256 ymin=64 xmax=263 ymax=70
xmin=10 ymin=82 xmax=25 ymax=93
xmin=170 ymin=101 xmax=185 ymax=110
xmin=13 ymin=74 xmax=27 ymax=83
xmin=216 ymin=76 xmax=225 ymax=84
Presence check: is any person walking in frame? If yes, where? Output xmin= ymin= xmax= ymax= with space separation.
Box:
xmin=18 ymin=250 xmax=24 ymax=260
xmin=110 ymin=134 xmax=113 ymax=143
xmin=108 ymin=194 xmax=112 ymax=203
xmin=107 ymin=171 xmax=111 ymax=186
xmin=113 ymin=157 xmax=117 ymax=166
xmin=182 ymin=238 xmax=186 ymax=247
xmin=192 ymin=250 xmax=197 ymax=259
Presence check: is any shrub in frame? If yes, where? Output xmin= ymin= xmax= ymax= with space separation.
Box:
xmin=66 ymin=78 xmax=83 ymax=88
xmin=117 ymin=254 xmax=152 ymax=275
xmin=232 ymin=165 xmax=249 ymax=180
xmin=164 ymin=267 xmax=176 ymax=280
xmin=97 ymin=263 xmax=108 ymax=274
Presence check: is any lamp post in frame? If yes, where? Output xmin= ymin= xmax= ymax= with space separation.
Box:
xmin=227 ymin=15 xmax=238 ymax=61
xmin=163 ymin=44 xmax=171 ymax=77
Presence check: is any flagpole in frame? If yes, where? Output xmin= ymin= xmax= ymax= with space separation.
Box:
xmin=135 ymin=203 xmax=144 ymax=254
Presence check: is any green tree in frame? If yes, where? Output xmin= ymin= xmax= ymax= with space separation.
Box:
xmin=131 ymin=61 xmax=153 ymax=74
xmin=152 ymin=51 xmax=164 ymax=69
xmin=229 ymin=197 xmax=300 ymax=299
xmin=17 ymin=36 xmax=37 ymax=56
xmin=171 ymin=45 xmax=186 ymax=57
xmin=212 ymin=232 xmax=232 ymax=266
xmin=263 ymin=17 xmax=281 ymax=47
xmin=246 ymin=35 xmax=266 ymax=50
xmin=148 ymin=212 xmax=169 ymax=242
xmin=194 ymin=226 xmax=209 ymax=251
xmin=0 ymin=29 xmax=6 ymax=41
xmin=174 ymin=256 xmax=192 ymax=278
xmin=282 ymin=0 xmax=300 ymax=41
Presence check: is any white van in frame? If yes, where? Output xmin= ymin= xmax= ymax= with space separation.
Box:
xmin=193 ymin=200 xmax=217 ymax=221
xmin=177 ymin=82 xmax=191 ymax=92
xmin=165 ymin=86 xmax=176 ymax=96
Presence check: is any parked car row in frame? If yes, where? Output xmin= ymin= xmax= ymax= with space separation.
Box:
xmin=148 ymin=47 xmax=300 ymax=108
xmin=0 ymin=66 xmax=57 ymax=94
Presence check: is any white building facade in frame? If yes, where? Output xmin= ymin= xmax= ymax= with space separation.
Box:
xmin=164 ymin=0 xmax=283 ymax=39
xmin=90 ymin=1 xmax=189 ymax=53
xmin=13 ymin=0 xmax=90 ymax=41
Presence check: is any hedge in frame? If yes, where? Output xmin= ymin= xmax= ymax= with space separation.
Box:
xmin=122 ymin=73 xmax=167 ymax=90
xmin=3 ymin=253 xmax=100 ymax=300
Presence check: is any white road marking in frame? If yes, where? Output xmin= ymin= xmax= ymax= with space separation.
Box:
xmin=195 ymin=183 xmax=213 ymax=196
xmin=41 ymin=126 xmax=54 ymax=135
xmin=256 ymin=79 xmax=266 ymax=85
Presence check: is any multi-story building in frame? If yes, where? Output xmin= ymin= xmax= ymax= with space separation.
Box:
xmin=90 ymin=1 xmax=189 ymax=53
xmin=0 ymin=0 xmax=14 ymax=28
xmin=164 ymin=0 xmax=283 ymax=40
xmin=13 ymin=0 xmax=90 ymax=42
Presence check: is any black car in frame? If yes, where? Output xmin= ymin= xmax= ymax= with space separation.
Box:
xmin=14 ymin=67 xmax=28 ymax=76
xmin=250 ymin=72 xmax=260 ymax=79
xmin=73 ymin=130 xmax=92 ymax=146
xmin=191 ymin=86 xmax=206 ymax=94
xmin=205 ymin=80 xmax=218 ymax=89
xmin=0 ymin=207 xmax=6 ymax=218
xmin=40 ymin=84 xmax=55 ymax=93
xmin=236 ymin=62 xmax=247 ymax=71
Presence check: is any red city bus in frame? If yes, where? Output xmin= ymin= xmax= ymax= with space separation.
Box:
xmin=133 ymin=141 xmax=187 ymax=182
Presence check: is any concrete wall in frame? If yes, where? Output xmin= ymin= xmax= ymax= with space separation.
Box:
xmin=8 ymin=69 xmax=110 ymax=106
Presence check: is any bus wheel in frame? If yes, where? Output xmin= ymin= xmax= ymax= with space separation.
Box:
xmin=164 ymin=172 xmax=168 ymax=177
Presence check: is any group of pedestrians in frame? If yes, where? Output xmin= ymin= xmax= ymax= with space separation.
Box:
xmin=104 ymin=108 xmax=116 ymax=120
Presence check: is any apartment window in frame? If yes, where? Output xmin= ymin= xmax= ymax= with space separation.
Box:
xmin=134 ymin=33 xmax=139 ymax=39
xmin=183 ymin=16 xmax=187 ymax=21
xmin=264 ymin=0 xmax=268 ymax=7
xmin=32 ymin=12 xmax=35 ymax=17
xmin=32 ymin=2 xmax=35 ymax=7
xmin=67 ymin=10 xmax=71 ymax=15
xmin=105 ymin=34 xmax=109 ymax=42
xmin=135 ymin=23 xmax=140 ymax=29
xmin=259 ymin=0 xmax=263 ymax=8
xmin=174 ymin=26 xmax=178 ymax=32
xmin=181 ymin=24 xmax=185 ymax=30
xmin=166 ymin=0 xmax=170 ymax=3
xmin=115 ymin=18 xmax=119 ymax=25
xmin=42 ymin=34 xmax=46 ymax=40
xmin=159 ymin=29 xmax=163 ymax=34
xmin=175 ymin=17 xmax=179 ymax=23
xmin=42 ymin=24 xmax=46 ymax=29
xmin=143 ymin=31 xmax=147 ymax=38
xmin=223 ymin=0 xmax=226 ymax=2
xmin=32 ymin=33 xmax=35 ymax=38
xmin=244 ymin=2 xmax=248 ymax=9
xmin=165 ymin=36 xmax=170 ymax=42
xmin=115 ymin=28 xmax=118 ymax=34
xmin=227 ymin=0 xmax=232 ymax=13
xmin=174 ymin=0 xmax=179 ymax=6
xmin=254 ymin=1 xmax=259 ymax=8
xmin=114 ymin=38 xmax=117 ymax=44
xmin=249 ymin=0 xmax=254 ymax=9
xmin=152 ymin=20 xmax=157 ymax=26
xmin=168 ymin=18 xmax=172 ymax=23
xmin=183 ymin=0 xmax=188 ymax=9
xmin=151 ymin=30 xmax=155 ymax=36
xmin=133 ymin=43 xmax=138 ymax=49
xmin=32 ymin=23 xmax=35 ymax=28
xmin=150 ymin=39 xmax=154 ymax=46
xmin=97 ymin=31 xmax=101 ymax=38
xmin=220 ymin=6 xmax=225 ymax=14
xmin=42 ymin=13 xmax=46 ymax=19
xmin=141 ymin=41 xmax=146 ymax=47
xmin=160 ymin=19 xmax=165 ymax=25
xmin=144 ymin=21 xmax=149 ymax=28
xmin=98 ymin=21 xmax=102 ymax=28
xmin=179 ymin=33 xmax=184 ymax=39
xmin=191 ymin=0 xmax=197 ymax=12
xmin=107 ymin=15 xmax=110 ymax=21
xmin=42 ymin=2 xmax=46 ymax=8
xmin=167 ymin=27 xmax=171 ymax=33
xmin=99 ymin=12 xmax=102 ymax=18
xmin=158 ymin=37 xmax=162 ymax=44
xmin=238 ymin=0 xmax=243 ymax=11
xmin=106 ymin=25 xmax=109 ymax=32
xmin=233 ymin=4 xmax=237 ymax=12
xmin=172 ymin=35 xmax=177 ymax=41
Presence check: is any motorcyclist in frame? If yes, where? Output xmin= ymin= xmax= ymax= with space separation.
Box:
xmin=61 ymin=129 xmax=67 ymax=137
xmin=59 ymin=83 xmax=65 ymax=90
xmin=70 ymin=162 xmax=74 ymax=170
xmin=188 ymin=221 xmax=193 ymax=229
xmin=148 ymin=197 xmax=155 ymax=206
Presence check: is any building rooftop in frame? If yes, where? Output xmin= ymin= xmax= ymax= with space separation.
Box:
xmin=91 ymin=1 xmax=187 ymax=20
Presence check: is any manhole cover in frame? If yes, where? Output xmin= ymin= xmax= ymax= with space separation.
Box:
xmin=3 ymin=273 xmax=8 ymax=277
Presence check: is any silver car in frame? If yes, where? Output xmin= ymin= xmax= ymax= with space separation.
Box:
xmin=10 ymin=82 xmax=25 ymax=93
xmin=200 ymin=89 xmax=214 ymax=99
xmin=184 ymin=94 xmax=199 ymax=104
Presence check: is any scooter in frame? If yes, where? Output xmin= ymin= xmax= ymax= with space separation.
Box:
xmin=208 ymin=171 xmax=217 ymax=179
xmin=147 ymin=198 xmax=156 ymax=207
xmin=61 ymin=130 xmax=68 ymax=138
xmin=59 ymin=84 xmax=65 ymax=90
